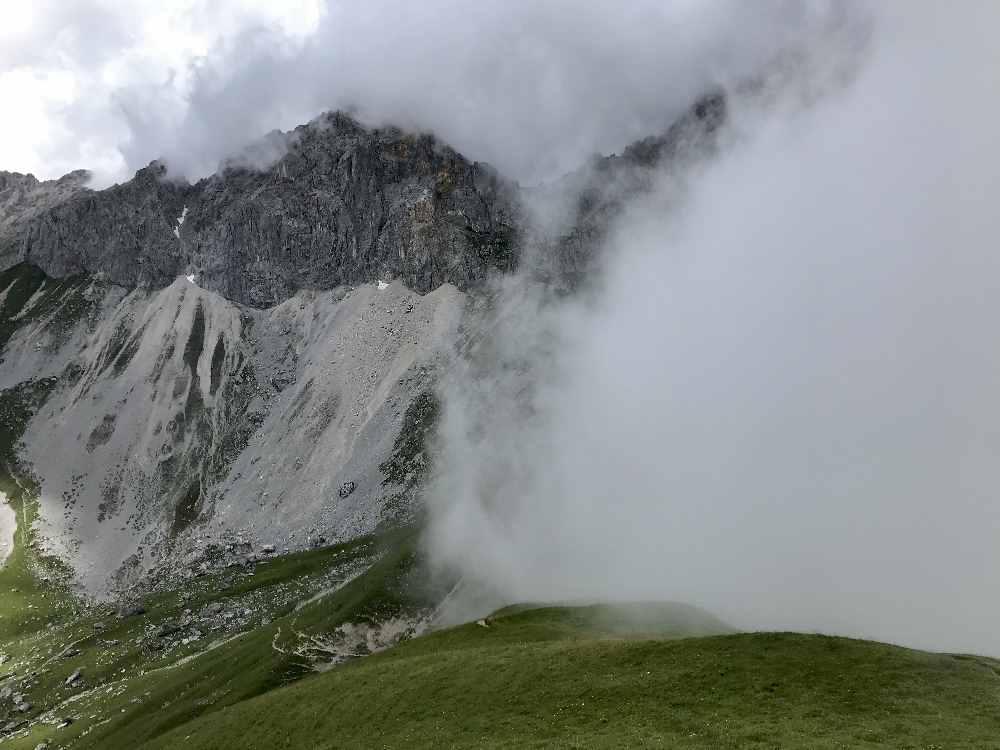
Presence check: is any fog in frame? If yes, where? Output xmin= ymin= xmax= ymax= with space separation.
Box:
xmin=4 ymin=0 xmax=852 ymax=186
xmin=425 ymin=2 xmax=1000 ymax=656
xmin=134 ymin=0 xmax=845 ymax=182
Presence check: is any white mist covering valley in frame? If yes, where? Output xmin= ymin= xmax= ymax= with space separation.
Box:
xmin=427 ymin=3 xmax=1000 ymax=657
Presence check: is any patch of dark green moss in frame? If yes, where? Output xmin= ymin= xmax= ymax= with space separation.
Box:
xmin=209 ymin=336 xmax=226 ymax=395
xmin=304 ymin=393 xmax=340 ymax=442
xmin=0 ymin=262 xmax=48 ymax=350
xmin=379 ymin=391 xmax=439 ymax=487
xmin=148 ymin=337 xmax=176 ymax=384
xmin=0 ymin=377 xmax=57 ymax=468
xmin=171 ymin=482 xmax=202 ymax=536
xmin=183 ymin=303 xmax=206 ymax=374
xmin=285 ymin=377 xmax=314 ymax=423
xmin=0 ymin=263 xmax=105 ymax=353
xmin=209 ymin=408 xmax=264 ymax=483
xmin=86 ymin=413 xmax=117 ymax=452
xmin=205 ymin=360 xmax=261 ymax=485
xmin=97 ymin=474 xmax=122 ymax=523
xmin=112 ymin=324 xmax=145 ymax=377
xmin=44 ymin=276 xmax=104 ymax=338
xmin=106 ymin=318 xmax=129 ymax=358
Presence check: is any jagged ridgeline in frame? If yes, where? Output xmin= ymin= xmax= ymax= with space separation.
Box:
xmin=0 ymin=95 xmax=725 ymax=597
xmin=0 ymin=113 xmax=519 ymax=308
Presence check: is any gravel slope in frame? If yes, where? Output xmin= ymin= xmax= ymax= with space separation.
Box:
xmin=0 ymin=490 xmax=13 ymax=567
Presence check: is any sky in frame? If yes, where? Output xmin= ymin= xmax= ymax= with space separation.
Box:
xmin=0 ymin=0 xmax=323 ymax=184
xmin=1 ymin=0 xmax=850 ymax=187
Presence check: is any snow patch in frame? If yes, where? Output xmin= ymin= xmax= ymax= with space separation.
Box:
xmin=173 ymin=205 xmax=189 ymax=239
xmin=0 ymin=491 xmax=15 ymax=567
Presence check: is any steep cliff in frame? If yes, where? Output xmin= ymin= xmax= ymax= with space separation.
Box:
xmin=2 ymin=113 xmax=517 ymax=308
xmin=0 ymin=94 xmax=726 ymax=596
xmin=0 ymin=95 xmax=725 ymax=307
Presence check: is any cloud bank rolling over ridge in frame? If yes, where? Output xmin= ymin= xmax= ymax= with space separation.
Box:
xmin=4 ymin=0 xmax=854 ymax=186
xmin=426 ymin=2 xmax=1000 ymax=657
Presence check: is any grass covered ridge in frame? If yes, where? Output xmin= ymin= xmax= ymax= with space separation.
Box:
xmin=1 ymin=481 xmax=999 ymax=750
xmin=143 ymin=606 xmax=1000 ymax=750
xmin=2 ymin=514 xmax=1000 ymax=749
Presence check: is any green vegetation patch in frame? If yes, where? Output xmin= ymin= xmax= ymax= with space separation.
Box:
xmin=145 ymin=614 xmax=1000 ymax=750
xmin=0 ymin=263 xmax=47 ymax=350
xmin=379 ymin=391 xmax=439 ymax=488
xmin=0 ymin=526 xmax=430 ymax=749
xmin=0 ymin=378 xmax=56 ymax=470
xmin=0 ymin=263 xmax=104 ymax=353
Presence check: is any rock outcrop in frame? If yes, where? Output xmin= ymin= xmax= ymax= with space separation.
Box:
xmin=1 ymin=113 xmax=518 ymax=308
xmin=0 ymin=170 xmax=91 ymax=259
xmin=0 ymin=94 xmax=725 ymax=308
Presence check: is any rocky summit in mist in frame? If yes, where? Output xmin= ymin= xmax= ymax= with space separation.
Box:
xmin=0 ymin=94 xmax=724 ymax=597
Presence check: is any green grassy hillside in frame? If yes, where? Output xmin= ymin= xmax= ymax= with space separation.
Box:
xmin=2 ymin=487 xmax=1000 ymax=750
xmin=141 ymin=606 xmax=1000 ymax=750
xmin=0 ymin=522 xmax=431 ymax=750
xmin=2 ymin=447 xmax=1000 ymax=750
xmin=3 ymin=527 xmax=1000 ymax=750
xmin=1 ymin=396 xmax=998 ymax=750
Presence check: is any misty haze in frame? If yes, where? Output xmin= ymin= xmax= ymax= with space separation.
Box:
xmin=0 ymin=2 xmax=998 ymax=748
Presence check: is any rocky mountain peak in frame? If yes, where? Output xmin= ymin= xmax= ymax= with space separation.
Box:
xmin=0 ymin=111 xmax=519 ymax=308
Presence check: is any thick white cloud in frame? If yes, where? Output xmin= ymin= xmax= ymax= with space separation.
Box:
xmin=426 ymin=2 xmax=1000 ymax=656
xmin=2 ymin=0 xmax=851 ymax=186
xmin=0 ymin=0 xmax=322 ymax=184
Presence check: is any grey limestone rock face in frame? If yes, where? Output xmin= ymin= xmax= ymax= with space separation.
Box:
xmin=2 ymin=112 xmax=519 ymax=308
xmin=527 ymin=91 xmax=727 ymax=289
xmin=0 ymin=95 xmax=726 ymax=308
xmin=0 ymin=170 xmax=92 ymax=267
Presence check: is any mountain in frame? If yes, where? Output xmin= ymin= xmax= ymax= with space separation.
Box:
xmin=1 ymin=91 xmax=999 ymax=749
xmin=0 ymin=94 xmax=725 ymax=598
xmin=1 ymin=113 xmax=517 ymax=309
